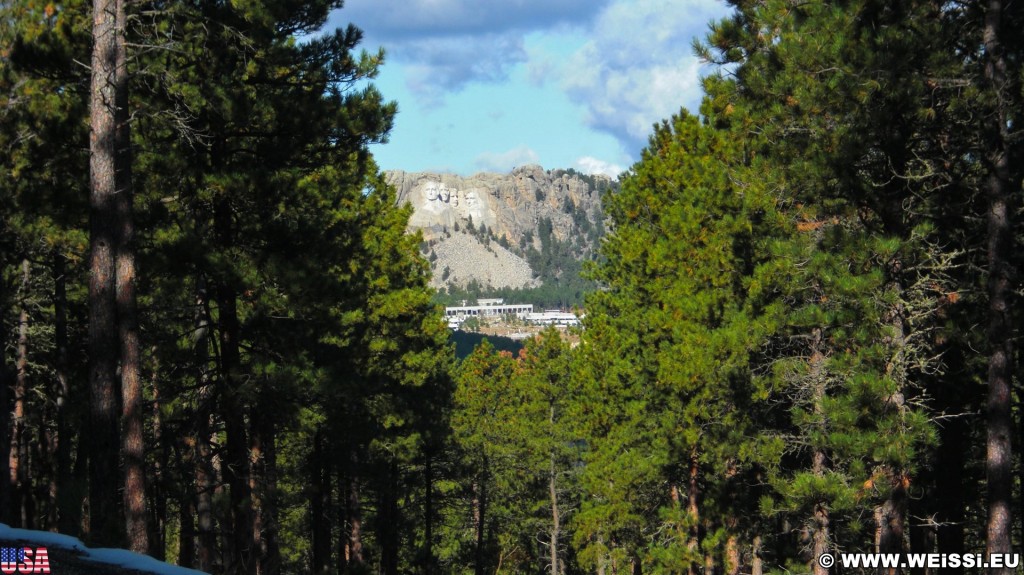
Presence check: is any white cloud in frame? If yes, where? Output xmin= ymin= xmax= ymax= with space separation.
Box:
xmin=338 ymin=0 xmax=607 ymax=39
xmin=330 ymin=0 xmax=612 ymax=98
xmin=399 ymin=33 xmax=527 ymax=104
xmin=575 ymin=156 xmax=624 ymax=179
xmin=474 ymin=146 xmax=541 ymax=173
xmin=555 ymin=0 xmax=730 ymax=152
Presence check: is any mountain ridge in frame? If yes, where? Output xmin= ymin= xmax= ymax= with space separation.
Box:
xmin=387 ymin=165 xmax=611 ymax=295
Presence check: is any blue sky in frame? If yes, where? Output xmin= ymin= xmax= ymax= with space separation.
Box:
xmin=325 ymin=0 xmax=732 ymax=179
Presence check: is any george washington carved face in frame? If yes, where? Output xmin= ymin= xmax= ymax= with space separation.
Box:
xmin=423 ymin=181 xmax=441 ymax=201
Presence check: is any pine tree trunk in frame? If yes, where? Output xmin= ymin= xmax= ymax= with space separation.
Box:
xmin=43 ymin=403 xmax=59 ymax=531
xmin=177 ymin=440 xmax=196 ymax=569
xmin=215 ymin=198 xmax=255 ymax=575
xmin=874 ymin=486 xmax=906 ymax=575
xmin=549 ymin=406 xmax=560 ymax=575
xmin=69 ymin=425 xmax=89 ymax=537
xmin=686 ymin=448 xmax=699 ymax=575
xmin=751 ymin=534 xmax=763 ymax=575
xmin=724 ymin=527 xmax=739 ymax=575
xmin=811 ymin=502 xmax=829 ymax=575
xmin=423 ymin=452 xmax=435 ymax=575
xmin=0 ymin=255 xmax=11 ymax=525
xmin=595 ymin=536 xmax=607 ymax=575
xmin=346 ymin=448 xmax=364 ymax=568
xmin=935 ymin=417 xmax=966 ymax=575
xmin=337 ymin=473 xmax=347 ymax=575
xmin=254 ymin=411 xmax=280 ymax=575
xmin=195 ymin=406 xmax=216 ymax=572
xmin=10 ymin=258 xmax=31 ymax=528
xmin=874 ymin=262 xmax=910 ymax=569
xmin=379 ymin=461 xmax=400 ymax=575
xmin=179 ymin=492 xmax=196 ymax=568
xmin=53 ymin=251 xmax=77 ymax=535
xmin=89 ymin=0 xmax=124 ymax=547
xmin=0 ymin=341 xmax=10 ymax=527
xmin=810 ymin=329 xmax=829 ymax=575
xmin=26 ymin=405 xmax=40 ymax=530
xmin=473 ymin=469 xmax=487 ymax=575
xmin=219 ymin=287 xmax=254 ymax=575
xmin=193 ymin=276 xmax=217 ymax=572
xmin=109 ymin=0 xmax=147 ymax=553
xmin=982 ymin=0 xmax=1016 ymax=571
xmin=150 ymin=370 xmax=167 ymax=561
xmin=310 ymin=429 xmax=330 ymax=575
xmin=250 ymin=428 xmax=265 ymax=575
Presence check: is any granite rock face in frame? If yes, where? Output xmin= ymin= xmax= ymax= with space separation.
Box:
xmin=387 ymin=165 xmax=609 ymax=290
xmin=387 ymin=165 xmax=606 ymax=246
xmin=424 ymin=229 xmax=539 ymax=290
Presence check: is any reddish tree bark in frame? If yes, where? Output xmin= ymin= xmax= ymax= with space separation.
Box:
xmin=345 ymin=447 xmax=365 ymax=569
xmin=9 ymin=259 xmax=31 ymax=528
xmin=88 ymin=0 xmax=124 ymax=546
xmin=113 ymin=0 xmax=147 ymax=552
xmin=686 ymin=449 xmax=700 ymax=575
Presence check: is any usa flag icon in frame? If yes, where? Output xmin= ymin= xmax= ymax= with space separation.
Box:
xmin=0 ymin=547 xmax=23 ymax=562
xmin=0 ymin=547 xmax=49 ymax=574
xmin=0 ymin=547 xmax=25 ymax=573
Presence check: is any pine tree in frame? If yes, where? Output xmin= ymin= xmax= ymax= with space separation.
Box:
xmin=451 ymin=340 xmax=512 ymax=574
xmin=2 ymin=0 xmax=91 ymax=535
xmin=515 ymin=328 xmax=578 ymax=575
xmin=575 ymin=111 xmax=787 ymax=573
xmin=126 ymin=1 xmax=398 ymax=569
xmin=700 ymin=0 xmax=1021 ymax=566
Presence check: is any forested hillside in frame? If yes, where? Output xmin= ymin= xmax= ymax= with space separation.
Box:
xmin=2 ymin=1 xmax=1023 ymax=575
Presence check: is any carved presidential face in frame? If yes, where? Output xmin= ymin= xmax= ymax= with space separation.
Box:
xmin=464 ymin=190 xmax=479 ymax=208
xmin=439 ymin=185 xmax=451 ymax=202
xmin=423 ymin=181 xmax=441 ymax=201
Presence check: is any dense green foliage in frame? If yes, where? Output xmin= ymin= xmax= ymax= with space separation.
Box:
xmin=564 ymin=0 xmax=1021 ymax=573
xmin=2 ymin=0 xmax=1023 ymax=574
xmin=2 ymin=1 xmax=450 ymax=573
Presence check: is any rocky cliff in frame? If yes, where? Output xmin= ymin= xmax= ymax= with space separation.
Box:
xmin=387 ymin=165 xmax=609 ymax=291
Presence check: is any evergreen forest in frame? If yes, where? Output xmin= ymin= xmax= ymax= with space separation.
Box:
xmin=1 ymin=1 xmax=1023 ymax=575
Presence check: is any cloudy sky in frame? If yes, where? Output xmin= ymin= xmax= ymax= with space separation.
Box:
xmin=325 ymin=0 xmax=731 ymax=178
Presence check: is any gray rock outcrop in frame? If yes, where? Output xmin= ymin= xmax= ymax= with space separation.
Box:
xmin=388 ymin=165 xmax=607 ymax=248
xmin=390 ymin=165 xmax=610 ymax=291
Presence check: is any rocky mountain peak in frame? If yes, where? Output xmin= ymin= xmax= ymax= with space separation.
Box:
xmin=387 ymin=165 xmax=607 ymax=244
xmin=387 ymin=166 xmax=610 ymax=292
